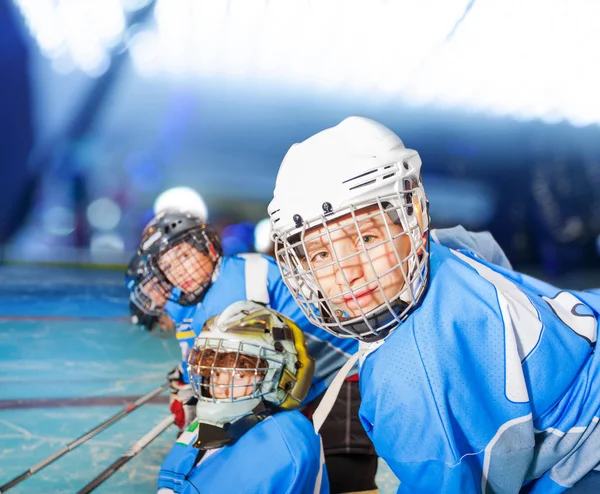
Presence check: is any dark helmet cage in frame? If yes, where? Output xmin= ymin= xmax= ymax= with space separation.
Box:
xmin=140 ymin=211 xmax=222 ymax=306
xmin=130 ymin=275 xmax=170 ymax=317
xmin=129 ymin=300 xmax=160 ymax=332
xmin=126 ymin=252 xmax=170 ymax=318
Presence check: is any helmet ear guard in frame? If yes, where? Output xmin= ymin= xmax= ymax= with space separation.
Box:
xmin=127 ymin=253 xmax=169 ymax=331
xmin=274 ymin=316 xmax=314 ymax=409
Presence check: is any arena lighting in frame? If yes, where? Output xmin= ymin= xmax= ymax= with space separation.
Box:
xmin=90 ymin=231 xmax=125 ymax=261
xmin=149 ymin=0 xmax=468 ymax=86
xmin=43 ymin=206 xmax=76 ymax=236
xmin=15 ymin=0 xmax=600 ymax=125
xmin=87 ymin=198 xmax=122 ymax=230
xmin=400 ymin=0 xmax=600 ymax=127
xmin=153 ymin=186 xmax=208 ymax=222
xmin=14 ymin=0 xmax=126 ymax=76
xmin=254 ymin=218 xmax=273 ymax=254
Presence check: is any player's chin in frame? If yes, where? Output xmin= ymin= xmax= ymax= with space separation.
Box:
xmin=182 ymin=283 xmax=202 ymax=294
xmin=334 ymin=298 xmax=379 ymax=319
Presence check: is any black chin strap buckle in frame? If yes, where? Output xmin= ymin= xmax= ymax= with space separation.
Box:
xmin=194 ymin=401 xmax=275 ymax=450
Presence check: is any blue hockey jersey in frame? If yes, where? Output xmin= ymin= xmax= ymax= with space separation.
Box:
xmin=358 ymin=241 xmax=600 ymax=493
xmin=176 ymin=254 xmax=358 ymax=403
xmin=157 ymin=410 xmax=329 ymax=494
xmin=164 ymin=285 xmax=198 ymax=326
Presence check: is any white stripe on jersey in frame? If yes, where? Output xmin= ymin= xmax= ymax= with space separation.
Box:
xmin=239 ymin=254 xmax=270 ymax=305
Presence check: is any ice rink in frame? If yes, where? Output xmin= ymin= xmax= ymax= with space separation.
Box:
xmin=0 ymin=265 xmax=399 ymax=493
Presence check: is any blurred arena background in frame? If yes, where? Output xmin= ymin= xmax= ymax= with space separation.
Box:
xmin=1 ymin=0 xmax=600 ymax=280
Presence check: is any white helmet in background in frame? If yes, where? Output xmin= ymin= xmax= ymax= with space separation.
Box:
xmin=187 ymin=301 xmax=314 ymax=449
xmin=268 ymin=116 xmax=430 ymax=342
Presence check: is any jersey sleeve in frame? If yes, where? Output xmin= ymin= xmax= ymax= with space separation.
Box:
xmin=270 ymin=413 xmax=330 ymax=494
xmin=432 ymin=226 xmax=513 ymax=270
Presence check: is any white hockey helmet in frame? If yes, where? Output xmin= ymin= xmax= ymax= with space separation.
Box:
xmin=268 ymin=116 xmax=430 ymax=342
xmin=187 ymin=301 xmax=314 ymax=449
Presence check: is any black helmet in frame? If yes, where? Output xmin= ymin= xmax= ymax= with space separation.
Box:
xmin=129 ymin=299 xmax=160 ymax=331
xmin=126 ymin=253 xmax=170 ymax=326
xmin=139 ymin=210 xmax=222 ymax=306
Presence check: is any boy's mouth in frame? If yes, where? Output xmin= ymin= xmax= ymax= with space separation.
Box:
xmin=342 ymin=286 xmax=377 ymax=303
xmin=181 ymin=280 xmax=195 ymax=291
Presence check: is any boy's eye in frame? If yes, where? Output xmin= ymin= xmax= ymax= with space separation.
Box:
xmin=310 ymin=251 xmax=329 ymax=263
xmin=362 ymin=235 xmax=376 ymax=244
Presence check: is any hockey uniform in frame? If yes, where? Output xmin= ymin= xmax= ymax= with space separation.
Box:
xmin=158 ymin=411 xmax=328 ymax=494
xmin=358 ymin=241 xmax=600 ymax=493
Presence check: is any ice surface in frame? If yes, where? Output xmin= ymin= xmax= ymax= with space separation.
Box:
xmin=0 ymin=265 xmax=400 ymax=493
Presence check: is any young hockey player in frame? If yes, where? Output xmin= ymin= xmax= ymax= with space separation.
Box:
xmin=140 ymin=210 xmax=378 ymax=494
xmin=125 ymin=254 xmax=175 ymax=334
xmin=157 ymin=301 xmax=328 ymax=494
xmin=268 ymin=116 xmax=600 ymax=493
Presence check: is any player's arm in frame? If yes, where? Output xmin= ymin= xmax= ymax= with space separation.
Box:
xmin=168 ymin=309 xmax=202 ymax=430
xmin=157 ymin=424 xmax=200 ymax=493
xmin=431 ymin=225 xmax=513 ymax=270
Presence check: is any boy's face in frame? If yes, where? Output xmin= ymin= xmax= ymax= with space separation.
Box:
xmin=158 ymin=242 xmax=214 ymax=294
xmin=211 ymin=369 xmax=261 ymax=399
xmin=303 ymin=205 xmax=411 ymax=318
xmin=140 ymin=276 xmax=169 ymax=307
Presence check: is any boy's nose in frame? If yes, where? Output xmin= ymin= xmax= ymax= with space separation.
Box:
xmin=215 ymin=372 xmax=232 ymax=395
xmin=335 ymin=249 xmax=364 ymax=288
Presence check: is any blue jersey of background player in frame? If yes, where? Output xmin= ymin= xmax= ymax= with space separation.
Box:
xmin=157 ymin=302 xmax=328 ymax=494
xmin=270 ymin=116 xmax=600 ymax=493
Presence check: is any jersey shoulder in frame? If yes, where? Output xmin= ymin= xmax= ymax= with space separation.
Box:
xmin=199 ymin=412 xmax=326 ymax=494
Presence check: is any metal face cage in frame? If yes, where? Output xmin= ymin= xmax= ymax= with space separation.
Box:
xmin=188 ymin=338 xmax=287 ymax=405
xmin=274 ymin=189 xmax=429 ymax=342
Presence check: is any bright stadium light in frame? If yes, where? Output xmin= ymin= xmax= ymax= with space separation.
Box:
xmin=154 ymin=186 xmax=208 ymax=222
xmin=128 ymin=30 xmax=160 ymax=77
xmin=87 ymin=198 xmax=122 ymax=230
xmin=14 ymin=0 xmax=126 ymax=77
xmin=401 ymin=0 xmax=600 ymax=126
xmin=43 ymin=206 xmax=76 ymax=236
xmin=254 ymin=218 xmax=273 ymax=254
xmin=15 ymin=0 xmax=600 ymax=125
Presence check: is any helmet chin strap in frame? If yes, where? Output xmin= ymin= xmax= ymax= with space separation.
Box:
xmin=338 ymin=298 xmax=408 ymax=342
xmin=194 ymin=400 xmax=275 ymax=450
